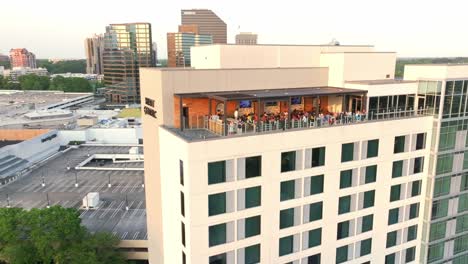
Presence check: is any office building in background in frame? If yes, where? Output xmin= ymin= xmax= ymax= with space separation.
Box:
xmin=85 ymin=34 xmax=104 ymax=75
xmin=167 ymin=25 xmax=212 ymax=67
xmin=102 ymin=23 xmax=154 ymax=104
xmin=153 ymin=42 xmax=158 ymax=66
xmin=0 ymin=53 xmax=9 ymax=62
xmin=140 ymin=44 xmax=468 ymax=264
xmin=181 ymin=9 xmax=227 ymax=44
xmin=235 ymin=32 xmax=258 ymax=45
xmin=10 ymin=48 xmax=36 ymax=68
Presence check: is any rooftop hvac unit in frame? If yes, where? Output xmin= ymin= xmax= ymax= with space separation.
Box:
xmin=82 ymin=192 xmax=100 ymax=209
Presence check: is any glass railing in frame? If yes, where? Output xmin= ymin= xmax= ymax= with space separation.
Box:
xmin=178 ymin=108 xmax=433 ymax=139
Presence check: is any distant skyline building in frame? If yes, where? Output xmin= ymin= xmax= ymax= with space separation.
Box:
xmin=167 ymin=24 xmax=212 ymax=67
xmin=102 ymin=23 xmax=154 ymax=104
xmin=181 ymin=9 xmax=227 ymax=44
xmin=153 ymin=42 xmax=158 ymax=65
xmin=84 ymin=34 xmax=104 ymax=75
xmin=0 ymin=53 xmax=9 ymax=62
xmin=235 ymin=32 xmax=258 ymax=45
xmin=9 ymin=48 xmax=36 ymax=68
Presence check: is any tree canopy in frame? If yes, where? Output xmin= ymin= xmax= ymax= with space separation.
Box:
xmin=37 ymin=60 xmax=86 ymax=74
xmin=0 ymin=206 xmax=126 ymax=264
xmin=50 ymin=76 xmax=92 ymax=93
xmin=18 ymin=75 xmax=50 ymax=90
xmin=0 ymin=74 xmax=93 ymax=93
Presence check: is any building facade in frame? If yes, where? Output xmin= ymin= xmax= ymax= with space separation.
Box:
xmin=235 ymin=33 xmax=258 ymax=45
xmin=140 ymin=45 xmax=468 ymax=264
xmin=102 ymin=23 xmax=154 ymax=104
xmin=181 ymin=9 xmax=227 ymax=44
xmin=9 ymin=48 xmax=36 ymax=68
xmin=167 ymin=32 xmax=212 ymax=67
xmin=85 ymin=34 xmax=104 ymax=75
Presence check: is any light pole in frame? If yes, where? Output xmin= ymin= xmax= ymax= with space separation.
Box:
xmin=108 ymin=174 xmax=111 ymax=188
xmin=125 ymin=194 xmax=129 ymax=211
xmin=74 ymin=171 xmax=79 ymax=187
xmin=46 ymin=193 xmax=50 ymax=208
xmin=141 ymin=174 xmax=145 ymax=188
xmin=41 ymin=170 xmax=45 ymax=187
xmin=6 ymin=194 xmax=10 ymax=208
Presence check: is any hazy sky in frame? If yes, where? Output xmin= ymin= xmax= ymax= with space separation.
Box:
xmin=1 ymin=0 xmax=467 ymax=59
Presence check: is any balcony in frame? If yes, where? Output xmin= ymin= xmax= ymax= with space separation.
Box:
xmin=168 ymin=87 xmax=431 ymax=141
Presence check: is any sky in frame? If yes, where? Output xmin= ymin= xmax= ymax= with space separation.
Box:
xmin=1 ymin=0 xmax=467 ymax=59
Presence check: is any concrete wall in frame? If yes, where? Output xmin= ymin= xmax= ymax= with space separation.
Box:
xmin=0 ymin=129 xmax=50 ymax=140
xmin=159 ymin=116 xmax=433 ymax=264
xmin=345 ymin=82 xmax=419 ymax=97
xmin=404 ymin=64 xmax=468 ymax=80
xmin=191 ymin=45 xmax=375 ymax=69
xmin=0 ymin=130 xmax=60 ymax=162
xmin=320 ymin=52 xmax=397 ymax=87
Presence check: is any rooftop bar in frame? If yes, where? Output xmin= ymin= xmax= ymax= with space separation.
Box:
xmin=170 ymin=87 xmax=431 ymax=140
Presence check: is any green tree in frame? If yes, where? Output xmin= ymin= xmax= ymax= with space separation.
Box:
xmin=37 ymin=60 xmax=86 ymax=74
xmin=18 ymin=74 xmax=50 ymax=90
xmin=0 ymin=206 xmax=125 ymax=264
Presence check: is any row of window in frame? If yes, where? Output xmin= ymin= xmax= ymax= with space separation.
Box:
xmin=432 ymin=193 xmax=468 ymax=220
xmin=386 ymin=225 xmax=418 ymax=248
xmin=385 ymin=246 xmax=416 ymax=264
xmin=209 ymin=215 xmax=261 ymax=247
xmin=434 ymin=173 xmax=468 ymax=198
xmin=209 ymin=186 xmax=261 ymax=216
xmin=209 ymin=244 xmax=260 ymax=264
xmin=430 ymin=214 xmax=468 ymax=243
xmin=428 ymin=233 xmax=468 ymax=263
xmin=388 ymin=203 xmax=420 ymax=225
xmin=336 ymin=238 xmax=373 ymax=263
xmin=337 ymin=214 xmax=374 ymax=240
xmin=389 ymin=180 xmax=422 ymax=202
xmin=338 ymin=190 xmax=375 ymax=215
xmin=394 ymin=133 xmax=426 ymax=154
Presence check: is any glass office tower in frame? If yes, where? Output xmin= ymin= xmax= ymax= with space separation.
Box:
xmin=103 ymin=23 xmax=154 ymax=104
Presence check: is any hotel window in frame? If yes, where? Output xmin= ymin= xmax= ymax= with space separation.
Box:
xmin=182 ymin=252 xmax=186 ymax=264
xmin=305 ymin=254 xmax=321 ymax=264
xmin=336 ymin=245 xmax=349 ymax=264
xmin=394 ymin=136 xmax=406 ymax=153
xmin=307 ymin=228 xmax=322 ymax=248
xmin=180 ymin=192 xmax=185 ymax=216
xmin=409 ymin=203 xmax=419 ymax=219
xmin=411 ymin=180 xmax=422 ymax=197
xmin=429 ymin=221 xmax=446 ymax=241
xmin=311 ymin=147 xmax=326 ymax=167
xmin=392 ymin=160 xmax=404 ymax=178
xmin=459 ymin=193 xmax=468 ymax=213
xmin=388 ymin=208 xmax=399 ymax=225
xmin=436 ymin=154 xmax=453 ymax=175
xmin=340 ymin=169 xmax=353 ymax=189
xmin=281 ymin=151 xmax=296 ymax=172
xmin=280 ymin=180 xmax=298 ymax=201
xmin=244 ymin=244 xmax=260 ymax=264
xmin=366 ymin=139 xmax=379 ymax=158
xmin=180 ymin=160 xmax=184 ymax=185
xmin=434 ymin=177 xmax=450 ymax=197
xmin=413 ymin=157 xmax=424 ymax=174
xmin=386 ymin=231 xmax=397 ymax=248
xmin=415 ymin=133 xmax=426 ymax=150
xmin=363 ymin=190 xmax=375 ymax=208
xmin=390 ymin=185 xmax=401 ymax=202
xmin=308 ymin=202 xmax=323 ymax=222
xmin=338 ymin=195 xmax=351 ymax=214
xmin=209 ymin=223 xmax=226 ymax=247
xmin=209 ymin=253 xmax=227 ymax=264
xmin=454 ymin=234 xmax=468 ymax=254
xmin=245 ymin=156 xmax=261 ymax=178
xmin=208 ymin=161 xmax=226 ymax=184
xmin=428 ymin=243 xmax=444 ymax=263
xmin=439 ymin=122 xmax=456 ymax=151
xmin=365 ymin=165 xmax=377 ymax=184
xmin=360 ymin=238 xmax=372 ymax=257
xmin=308 ymin=175 xmax=324 ymax=195
xmin=181 ymin=222 xmax=186 ymax=247
xmin=385 ymin=253 xmax=396 ymax=264
xmin=244 ymin=216 xmax=261 ymax=238
xmin=279 ymin=235 xmax=294 ymax=256
xmin=464 ymin=151 xmax=468 ymax=170
xmin=456 ymin=214 xmax=468 ymax=233
xmin=431 ymin=199 xmax=449 ymax=219
xmin=407 ymin=225 xmax=417 ymax=241
xmin=462 ymin=173 xmax=468 ymax=191
xmin=341 ymin=143 xmax=355 ymax=162
xmin=337 ymin=220 xmax=350 ymax=239
xmin=280 ymin=208 xmax=295 ymax=229
xmin=405 ymin=247 xmax=415 ymax=263
xmin=362 ymin=214 xmax=374 ymax=233
xmin=245 ymin=186 xmax=261 ymax=209
xmin=208 ymin=192 xmax=226 ymax=216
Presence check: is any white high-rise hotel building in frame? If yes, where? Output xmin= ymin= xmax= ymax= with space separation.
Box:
xmin=140 ymin=44 xmax=468 ymax=264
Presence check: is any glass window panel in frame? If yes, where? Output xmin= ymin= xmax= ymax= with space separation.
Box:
xmin=429 ymin=221 xmax=446 ymax=241
xmin=245 ymin=244 xmax=260 ymax=264
xmin=455 ymin=81 xmax=464 ymax=94
xmin=392 ymin=160 xmax=404 ymax=178
xmin=385 ymin=253 xmax=396 ymax=264
xmin=386 ymin=231 xmax=397 ymax=248
xmin=365 ymin=165 xmax=377 ymax=184
xmin=394 ymin=136 xmax=406 ymax=153
xmin=446 ymin=81 xmax=454 ymax=95
xmin=433 ymin=177 xmax=451 ymax=197
xmin=245 ymin=156 xmax=261 ymax=178
xmin=209 ymin=192 xmax=226 ymax=216
xmin=341 ymin=143 xmax=354 ymax=162
xmin=411 ymin=180 xmax=421 ymax=197
xmin=307 ymin=254 xmax=321 ymax=264
xmin=279 ymin=235 xmax=294 ymax=256
xmin=362 ymin=215 xmax=373 ymax=233
xmin=245 ymin=216 xmax=261 ymax=238
xmin=405 ymin=247 xmax=415 ymax=263
xmin=339 ymin=196 xmax=351 ymax=214
xmin=458 ymin=193 xmax=468 ymax=213
xmin=280 ymin=208 xmax=295 ymax=229
xmin=456 ymin=214 xmax=468 ymax=233
xmin=209 ymin=253 xmax=227 ymax=264
xmin=390 ymin=185 xmax=401 ymax=202
xmin=461 ymin=173 xmax=468 ymax=191
xmin=367 ymin=139 xmax=379 ymax=158
xmin=208 ymin=161 xmax=226 ymax=184
xmin=311 ymin=147 xmax=326 ymax=167
xmin=407 ymin=225 xmax=417 ymax=241
xmin=363 ymin=190 xmax=375 ymax=208
xmin=432 ymin=199 xmax=449 ymax=219
xmin=360 ymin=238 xmax=372 ymax=256
xmin=454 ymin=235 xmax=468 ymax=254
xmin=280 ymin=180 xmax=295 ymax=201
xmin=281 ymin=151 xmax=296 ymax=172
xmin=209 ymin=223 xmax=226 ymax=247
xmin=310 ymin=175 xmax=324 ymax=195
xmin=428 ymin=243 xmax=444 ymax=263
xmin=336 ymin=245 xmax=348 ymax=264
xmin=340 ymin=170 xmax=353 ymax=189
xmin=413 ymin=157 xmax=424 ymax=174
xmin=308 ymin=228 xmax=322 ymax=248
xmin=337 ymin=221 xmax=349 ymax=239
xmin=409 ymin=203 xmax=419 ymax=219
xmin=388 ymin=208 xmax=399 ymax=225
xmin=309 ymin=202 xmax=323 ymax=222
xmin=245 ymin=186 xmax=261 ymax=209
xmin=416 ymin=133 xmax=426 ymax=150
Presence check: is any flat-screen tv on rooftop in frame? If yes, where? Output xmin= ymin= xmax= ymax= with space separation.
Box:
xmin=239 ymin=100 xmax=252 ymax=108
xmin=291 ymin=97 xmax=302 ymax=105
